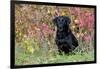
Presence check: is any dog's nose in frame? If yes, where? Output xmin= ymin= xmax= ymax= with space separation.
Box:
xmin=58 ymin=27 xmax=63 ymax=31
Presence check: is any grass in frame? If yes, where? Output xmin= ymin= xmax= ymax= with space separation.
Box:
xmin=15 ymin=44 xmax=94 ymax=65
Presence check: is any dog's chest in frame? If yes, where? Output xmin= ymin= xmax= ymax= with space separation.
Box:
xmin=57 ymin=32 xmax=68 ymax=39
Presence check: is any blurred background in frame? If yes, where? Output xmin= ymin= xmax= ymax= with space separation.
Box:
xmin=15 ymin=4 xmax=95 ymax=65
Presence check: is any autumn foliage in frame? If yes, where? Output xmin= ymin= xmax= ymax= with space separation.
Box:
xmin=15 ymin=4 xmax=95 ymax=65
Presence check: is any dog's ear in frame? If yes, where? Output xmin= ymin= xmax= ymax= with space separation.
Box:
xmin=65 ymin=16 xmax=71 ymax=25
xmin=53 ymin=17 xmax=57 ymax=26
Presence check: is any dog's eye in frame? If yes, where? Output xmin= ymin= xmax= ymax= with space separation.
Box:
xmin=62 ymin=19 xmax=65 ymax=22
xmin=56 ymin=19 xmax=60 ymax=23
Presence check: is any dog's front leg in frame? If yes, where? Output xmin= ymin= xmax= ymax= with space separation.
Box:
xmin=56 ymin=38 xmax=66 ymax=44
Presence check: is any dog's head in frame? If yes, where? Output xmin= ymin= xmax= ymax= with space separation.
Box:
xmin=53 ymin=16 xmax=71 ymax=31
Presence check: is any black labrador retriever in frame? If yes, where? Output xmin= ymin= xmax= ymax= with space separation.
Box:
xmin=53 ymin=16 xmax=78 ymax=54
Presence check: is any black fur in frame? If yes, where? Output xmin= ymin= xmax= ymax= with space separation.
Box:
xmin=53 ymin=16 xmax=78 ymax=54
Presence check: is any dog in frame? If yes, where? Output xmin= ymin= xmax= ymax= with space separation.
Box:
xmin=53 ymin=16 xmax=78 ymax=54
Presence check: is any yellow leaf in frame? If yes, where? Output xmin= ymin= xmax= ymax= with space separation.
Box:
xmin=61 ymin=12 xmax=65 ymax=16
xmin=27 ymin=47 xmax=35 ymax=54
xmin=84 ymin=32 xmax=87 ymax=34
xmin=72 ymin=25 xmax=75 ymax=29
xmin=48 ymin=41 xmax=50 ymax=45
xmin=19 ymin=32 xmax=22 ymax=36
xmin=24 ymin=40 xmax=29 ymax=45
xmin=74 ymin=19 xmax=79 ymax=24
